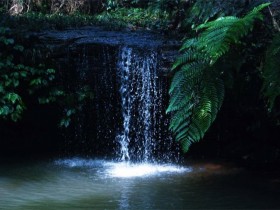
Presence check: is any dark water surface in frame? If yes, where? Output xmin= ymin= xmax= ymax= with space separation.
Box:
xmin=0 ymin=158 xmax=279 ymax=209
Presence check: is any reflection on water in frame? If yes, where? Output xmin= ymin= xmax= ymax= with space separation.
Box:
xmin=0 ymin=158 xmax=280 ymax=210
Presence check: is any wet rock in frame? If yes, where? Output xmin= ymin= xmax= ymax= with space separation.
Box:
xmin=30 ymin=26 xmax=180 ymax=73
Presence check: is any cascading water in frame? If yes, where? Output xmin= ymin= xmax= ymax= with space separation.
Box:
xmin=56 ymin=42 xmax=179 ymax=164
xmin=117 ymin=47 xmax=133 ymax=161
xmin=55 ymin=44 xmax=185 ymax=177
xmin=117 ymin=46 xmax=172 ymax=162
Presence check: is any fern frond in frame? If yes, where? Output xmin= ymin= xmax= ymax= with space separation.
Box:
xmin=168 ymin=66 xmax=225 ymax=152
xmin=180 ymin=38 xmax=198 ymax=52
xmin=172 ymin=48 xmax=204 ymax=70
xmin=167 ymin=88 xmax=194 ymax=113
xmin=169 ymin=61 xmax=206 ymax=94
xmin=171 ymin=51 xmax=192 ymax=71
xmin=168 ymin=3 xmax=268 ymax=152
xmin=183 ymin=74 xmax=224 ymax=150
xmin=195 ymin=3 xmax=269 ymax=63
xmin=169 ymin=105 xmax=193 ymax=131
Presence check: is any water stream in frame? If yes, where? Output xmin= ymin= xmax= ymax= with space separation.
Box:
xmin=117 ymin=46 xmax=162 ymax=162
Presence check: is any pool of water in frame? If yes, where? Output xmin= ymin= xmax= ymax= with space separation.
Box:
xmin=0 ymin=158 xmax=280 ymax=209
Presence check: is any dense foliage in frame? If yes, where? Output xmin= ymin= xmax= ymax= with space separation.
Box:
xmin=0 ymin=26 xmax=93 ymax=126
xmin=0 ymin=26 xmax=56 ymax=121
xmin=167 ymin=3 xmax=271 ymax=152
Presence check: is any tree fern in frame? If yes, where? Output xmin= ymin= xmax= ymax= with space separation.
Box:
xmin=167 ymin=3 xmax=269 ymax=152
xmin=262 ymin=33 xmax=280 ymax=110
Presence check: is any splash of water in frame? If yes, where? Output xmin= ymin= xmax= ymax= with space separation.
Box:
xmin=55 ymin=158 xmax=190 ymax=178
xmin=106 ymin=162 xmax=189 ymax=178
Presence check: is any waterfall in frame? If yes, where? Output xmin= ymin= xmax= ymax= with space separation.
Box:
xmin=117 ymin=46 xmax=164 ymax=162
xmin=56 ymin=43 xmax=179 ymax=162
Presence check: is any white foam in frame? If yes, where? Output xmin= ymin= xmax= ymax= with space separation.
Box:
xmin=106 ymin=162 xmax=190 ymax=178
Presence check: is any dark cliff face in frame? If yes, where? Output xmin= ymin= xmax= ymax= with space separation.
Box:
xmin=0 ymin=27 xmax=180 ymax=159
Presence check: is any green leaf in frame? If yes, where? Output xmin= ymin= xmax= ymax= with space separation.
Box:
xmin=16 ymin=104 xmax=24 ymax=112
xmin=13 ymin=45 xmax=24 ymax=52
xmin=20 ymin=71 xmax=27 ymax=77
xmin=46 ymin=68 xmax=56 ymax=74
xmin=0 ymin=106 xmax=10 ymax=116
xmin=4 ymin=38 xmax=14 ymax=45
xmin=59 ymin=118 xmax=70 ymax=128
xmin=30 ymin=78 xmax=42 ymax=86
xmin=6 ymin=93 xmax=20 ymax=104
xmin=66 ymin=109 xmax=76 ymax=116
